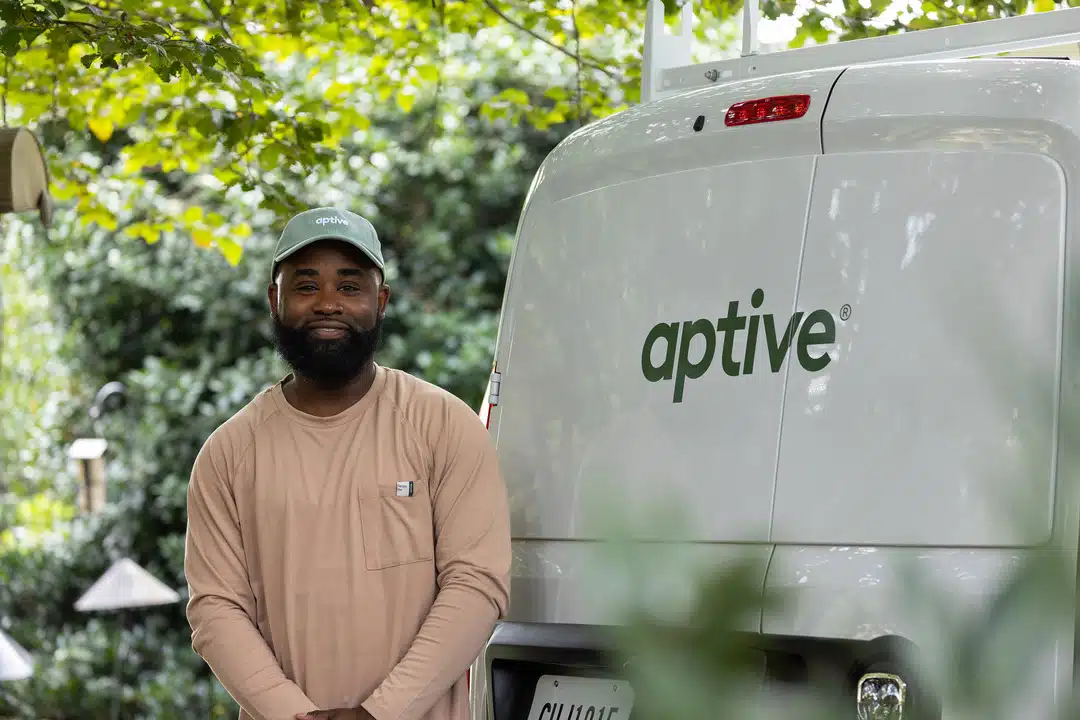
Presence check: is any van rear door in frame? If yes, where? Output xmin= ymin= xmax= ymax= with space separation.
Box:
xmin=479 ymin=66 xmax=848 ymax=720
xmin=762 ymin=59 xmax=1073 ymax=715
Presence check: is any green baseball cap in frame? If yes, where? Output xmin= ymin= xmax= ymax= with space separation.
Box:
xmin=271 ymin=207 xmax=384 ymax=278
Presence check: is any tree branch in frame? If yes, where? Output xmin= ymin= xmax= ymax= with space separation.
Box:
xmin=202 ymin=0 xmax=235 ymax=41
xmin=481 ymin=0 xmax=623 ymax=82
xmin=424 ymin=0 xmax=447 ymax=135
xmin=3 ymin=57 xmax=9 ymax=127
xmin=571 ymin=0 xmax=583 ymax=126
xmin=75 ymin=0 xmax=184 ymax=29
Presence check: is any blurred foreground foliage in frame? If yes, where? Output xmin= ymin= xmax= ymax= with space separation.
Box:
xmin=594 ymin=510 xmax=1079 ymax=719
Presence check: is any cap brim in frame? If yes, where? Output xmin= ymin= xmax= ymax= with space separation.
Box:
xmin=273 ymin=233 xmax=384 ymax=269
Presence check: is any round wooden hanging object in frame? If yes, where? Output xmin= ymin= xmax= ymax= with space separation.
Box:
xmin=0 ymin=127 xmax=52 ymax=227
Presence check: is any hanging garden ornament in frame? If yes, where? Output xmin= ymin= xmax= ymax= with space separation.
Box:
xmin=0 ymin=126 xmax=52 ymax=227
xmin=0 ymin=627 xmax=33 ymax=682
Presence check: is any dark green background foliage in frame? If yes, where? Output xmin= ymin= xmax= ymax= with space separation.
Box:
xmin=0 ymin=68 xmax=564 ymax=717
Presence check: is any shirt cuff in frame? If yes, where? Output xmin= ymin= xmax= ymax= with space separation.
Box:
xmin=361 ymin=695 xmax=396 ymax=720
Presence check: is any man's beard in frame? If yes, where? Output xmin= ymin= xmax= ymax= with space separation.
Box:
xmin=271 ymin=314 xmax=382 ymax=390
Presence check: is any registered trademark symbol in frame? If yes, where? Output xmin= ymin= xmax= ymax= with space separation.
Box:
xmin=839 ymin=304 xmax=852 ymax=321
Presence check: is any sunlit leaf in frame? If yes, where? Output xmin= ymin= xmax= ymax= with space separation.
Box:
xmin=191 ymin=228 xmax=214 ymax=247
xmin=125 ymin=222 xmax=162 ymax=244
xmin=415 ymin=64 xmax=439 ymax=83
xmin=183 ymin=206 xmax=205 ymax=225
xmin=87 ymin=117 xmax=114 ymax=142
xmin=216 ymin=237 xmax=243 ymax=266
xmin=396 ymin=89 xmax=417 ymax=113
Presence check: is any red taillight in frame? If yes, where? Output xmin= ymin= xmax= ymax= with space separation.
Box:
xmin=478 ymin=365 xmax=498 ymax=430
xmin=725 ymin=94 xmax=810 ymax=127
xmin=478 ymin=399 xmax=493 ymax=429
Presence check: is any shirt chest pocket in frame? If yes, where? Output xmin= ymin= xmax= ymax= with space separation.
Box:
xmin=358 ymin=480 xmax=435 ymax=570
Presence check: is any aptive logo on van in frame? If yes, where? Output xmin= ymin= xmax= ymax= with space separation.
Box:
xmin=641 ymin=288 xmax=847 ymax=403
xmin=316 ymin=216 xmax=348 ymax=226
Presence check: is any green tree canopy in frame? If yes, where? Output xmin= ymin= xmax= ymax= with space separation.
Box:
xmin=0 ymin=0 xmax=663 ymax=264
xmin=4 ymin=0 xmax=1069 ymax=266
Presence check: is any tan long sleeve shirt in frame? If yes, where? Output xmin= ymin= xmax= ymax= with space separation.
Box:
xmin=183 ymin=365 xmax=511 ymax=720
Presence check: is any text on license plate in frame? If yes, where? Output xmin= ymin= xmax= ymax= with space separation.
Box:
xmin=526 ymin=675 xmax=634 ymax=720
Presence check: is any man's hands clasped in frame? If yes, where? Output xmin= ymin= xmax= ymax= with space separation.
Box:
xmin=297 ymin=708 xmax=375 ymax=720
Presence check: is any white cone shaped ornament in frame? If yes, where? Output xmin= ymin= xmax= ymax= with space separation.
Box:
xmin=74 ymin=557 xmax=180 ymax=612
xmin=0 ymin=628 xmax=33 ymax=681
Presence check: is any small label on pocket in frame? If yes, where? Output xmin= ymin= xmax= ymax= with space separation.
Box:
xmin=396 ymin=481 xmax=414 ymax=497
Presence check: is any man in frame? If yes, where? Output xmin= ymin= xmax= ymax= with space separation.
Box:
xmin=184 ymin=207 xmax=512 ymax=720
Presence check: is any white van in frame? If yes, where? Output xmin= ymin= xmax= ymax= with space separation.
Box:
xmin=470 ymin=3 xmax=1080 ymax=718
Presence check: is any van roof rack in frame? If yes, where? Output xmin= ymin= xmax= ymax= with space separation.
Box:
xmin=641 ymin=0 xmax=1080 ymax=103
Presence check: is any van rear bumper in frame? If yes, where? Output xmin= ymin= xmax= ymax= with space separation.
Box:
xmin=481 ymin=621 xmax=940 ymax=719
xmin=483 ymin=622 xmax=620 ymax=720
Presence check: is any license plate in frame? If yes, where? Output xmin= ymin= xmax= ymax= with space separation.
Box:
xmin=526 ymin=675 xmax=634 ymax=720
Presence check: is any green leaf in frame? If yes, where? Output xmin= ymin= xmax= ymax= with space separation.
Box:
xmin=396 ymin=89 xmax=417 ymax=113
xmin=415 ymin=64 xmax=439 ymax=82
xmin=88 ymin=117 xmax=114 ymax=142
xmin=192 ymin=228 xmax=214 ymax=247
xmin=325 ymin=81 xmax=351 ymax=101
xmin=259 ymin=144 xmax=283 ymax=167
xmin=124 ymin=222 xmax=162 ymax=244
xmin=499 ymin=88 xmax=531 ymax=107
xmin=82 ymin=207 xmax=119 ymax=231
xmin=0 ymin=28 xmax=24 ymax=56
xmin=195 ymin=114 xmax=218 ymax=139
xmin=217 ymin=237 xmax=244 ymax=265
xmin=545 ymin=108 xmax=566 ymax=124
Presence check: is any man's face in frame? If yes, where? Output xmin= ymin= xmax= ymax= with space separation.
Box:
xmin=268 ymin=240 xmax=390 ymax=389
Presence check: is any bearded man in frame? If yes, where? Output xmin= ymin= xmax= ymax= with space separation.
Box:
xmin=183 ymin=207 xmax=511 ymax=720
